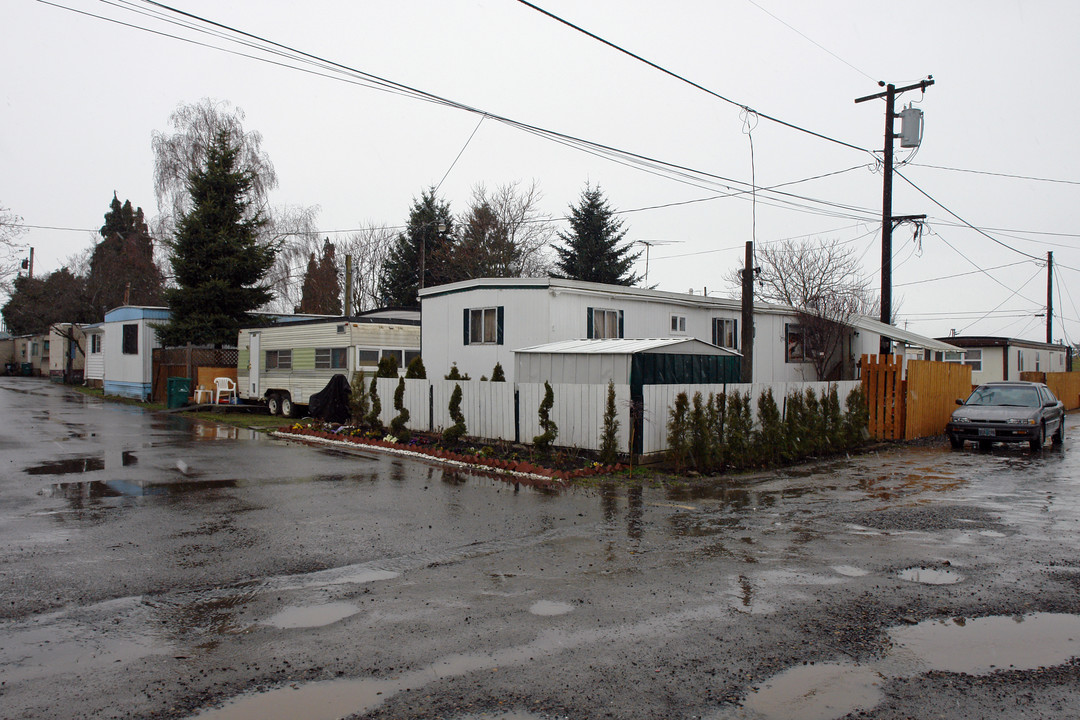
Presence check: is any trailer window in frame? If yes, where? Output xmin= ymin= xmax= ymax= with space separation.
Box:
xmin=266 ymin=349 xmax=292 ymax=370
xmin=404 ymin=350 xmax=421 ymax=367
xmin=356 ymin=349 xmax=379 ymax=367
xmin=122 ymin=324 xmax=138 ymax=354
xmin=315 ymin=347 xmax=347 ymax=369
xmin=381 ymin=349 xmax=404 ymax=368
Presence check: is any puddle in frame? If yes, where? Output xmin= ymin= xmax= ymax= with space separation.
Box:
xmin=741 ymin=662 xmax=884 ymax=720
xmin=979 ymin=530 xmax=1006 ymax=538
xmin=897 ymin=567 xmax=963 ymax=585
xmin=832 ymin=565 xmax=870 ymax=578
xmin=26 ymin=456 xmax=105 ymax=475
xmin=266 ymin=602 xmax=360 ymax=629
xmin=452 ymin=713 xmax=549 ymax=719
xmin=888 ymin=613 xmax=1080 ymax=674
xmin=528 ymin=600 xmax=573 ymax=616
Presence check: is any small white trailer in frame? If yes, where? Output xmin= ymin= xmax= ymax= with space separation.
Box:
xmin=237 ymin=313 xmax=421 ymax=416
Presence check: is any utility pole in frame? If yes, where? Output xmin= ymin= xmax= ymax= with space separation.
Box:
xmin=740 ymin=241 xmax=756 ymax=383
xmin=344 ymin=255 xmax=353 ymax=317
xmin=856 ymin=77 xmax=934 ymax=355
xmin=1046 ymin=251 xmax=1053 ymax=344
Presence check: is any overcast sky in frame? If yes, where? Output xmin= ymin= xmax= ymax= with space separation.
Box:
xmin=2 ymin=0 xmax=1078 ymax=343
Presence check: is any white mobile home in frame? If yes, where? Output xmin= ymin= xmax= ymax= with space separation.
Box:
xmin=102 ymin=306 xmax=169 ymax=399
xmin=237 ymin=313 xmax=420 ymax=416
xmin=48 ymin=323 xmax=87 ymax=384
xmin=83 ymin=324 xmax=104 ymax=387
xmin=419 ymin=277 xmax=956 ymax=384
xmin=932 ymin=335 xmax=1070 ymax=384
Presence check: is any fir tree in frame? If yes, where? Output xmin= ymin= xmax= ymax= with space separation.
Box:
xmin=349 ymin=371 xmax=369 ymax=424
xmin=666 ymin=391 xmax=691 ymax=471
xmin=553 ymin=184 xmax=641 ymax=285
xmin=443 ymin=384 xmax=467 ymax=443
xmin=689 ymin=391 xmax=711 ymax=471
xmin=366 ymin=375 xmax=383 ymax=431
xmin=380 ymin=188 xmax=455 ymax=307
xmin=405 ymin=356 xmax=427 ymax=379
xmin=158 ymin=130 xmax=276 ymax=347
xmin=87 ymin=193 xmax=164 ymax=316
xmin=390 ymin=377 xmax=411 ymax=439
xmin=599 ymin=380 xmax=620 ymax=464
xmin=754 ymin=388 xmax=785 ymax=466
xmin=297 ymin=238 xmax=341 ymax=314
xmin=533 ymin=381 xmax=559 ymax=451
xmin=490 ymin=362 xmax=506 ymax=382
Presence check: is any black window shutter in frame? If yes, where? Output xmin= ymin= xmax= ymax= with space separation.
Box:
xmin=711 ymin=319 xmax=718 ymax=346
xmin=463 ymin=308 xmax=470 ymax=345
xmin=618 ymin=310 xmax=624 ymax=338
xmin=733 ymin=319 xmax=738 ymax=349
xmin=586 ymin=307 xmax=593 ymax=339
xmin=496 ymin=306 xmax=504 ymax=345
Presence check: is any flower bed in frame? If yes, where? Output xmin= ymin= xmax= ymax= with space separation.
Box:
xmin=274 ymin=422 xmax=625 ymax=486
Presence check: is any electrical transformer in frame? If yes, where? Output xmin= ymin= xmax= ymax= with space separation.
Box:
xmin=899 ymin=105 xmax=924 ymax=148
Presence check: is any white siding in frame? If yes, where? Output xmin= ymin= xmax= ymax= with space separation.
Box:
xmin=517 ymin=382 xmax=630 ymax=452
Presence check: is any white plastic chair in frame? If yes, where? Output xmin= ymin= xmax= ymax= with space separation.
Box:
xmin=214 ymin=377 xmax=237 ymax=404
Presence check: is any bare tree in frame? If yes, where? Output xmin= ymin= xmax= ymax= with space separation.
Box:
xmin=0 ymin=205 xmax=27 ymax=287
xmin=730 ymin=238 xmax=875 ymax=380
xmin=456 ymin=181 xmax=554 ymax=279
xmin=339 ymin=223 xmax=395 ymax=312
xmin=262 ymin=204 xmax=322 ymax=313
xmin=152 ymin=99 xmax=277 ymax=240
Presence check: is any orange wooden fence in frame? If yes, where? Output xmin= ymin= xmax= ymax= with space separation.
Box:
xmin=1020 ymin=371 xmax=1080 ymax=411
xmin=905 ymin=359 xmax=973 ymax=439
xmin=862 ymin=354 xmax=905 ymax=440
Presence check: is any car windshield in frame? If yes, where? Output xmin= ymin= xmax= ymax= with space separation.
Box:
xmin=965 ymin=386 xmax=1040 ymax=407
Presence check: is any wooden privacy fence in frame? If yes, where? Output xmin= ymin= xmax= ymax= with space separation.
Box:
xmin=1020 ymin=371 xmax=1080 ymax=410
xmin=905 ymin=359 xmax=973 ymax=439
xmin=861 ymin=355 xmax=975 ymax=441
xmin=862 ymin=355 xmax=904 ymax=440
xmin=151 ymin=346 xmax=239 ymax=403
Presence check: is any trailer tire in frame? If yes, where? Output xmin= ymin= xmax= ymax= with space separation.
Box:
xmin=281 ymin=396 xmax=297 ymax=418
xmin=267 ymin=394 xmax=281 ymax=416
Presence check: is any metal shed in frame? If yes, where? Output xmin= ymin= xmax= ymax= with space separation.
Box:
xmin=514 ymin=337 xmax=741 ymax=386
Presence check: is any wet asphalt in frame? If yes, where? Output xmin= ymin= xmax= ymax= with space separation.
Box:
xmin=2 ymin=377 xmax=1079 ymax=720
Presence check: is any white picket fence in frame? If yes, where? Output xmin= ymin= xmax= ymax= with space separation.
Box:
xmin=363 ymin=377 xmax=857 ymax=456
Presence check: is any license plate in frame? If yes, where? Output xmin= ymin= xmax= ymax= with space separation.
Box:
xmin=978 ymin=428 xmax=994 ymax=437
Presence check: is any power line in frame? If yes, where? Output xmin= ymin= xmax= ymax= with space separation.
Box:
xmin=513 ymin=0 xmax=873 ymax=155
xmin=909 ymin=162 xmax=1080 ymax=186
xmin=41 ymin=0 xmax=884 ymax=227
xmin=894 ymin=170 xmax=1043 ymax=261
xmin=959 ymin=266 xmax=1043 ymax=334
xmin=894 ymin=260 xmax=1031 ymax=288
xmin=745 ymin=0 xmax=878 ymax=83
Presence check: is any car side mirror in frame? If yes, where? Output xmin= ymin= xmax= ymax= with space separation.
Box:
xmin=955 ymin=398 xmax=964 ymax=406
xmin=1044 ymin=401 xmax=1056 ymax=408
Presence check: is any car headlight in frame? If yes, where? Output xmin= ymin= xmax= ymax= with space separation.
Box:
xmin=953 ymin=417 xmax=970 ymax=423
xmin=1006 ymin=418 xmax=1037 ymax=425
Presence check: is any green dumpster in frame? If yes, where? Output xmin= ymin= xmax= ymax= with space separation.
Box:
xmin=167 ymin=376 xmax=192 ymax=409
xmin=20 ymin=362 xmax=32 ymax=376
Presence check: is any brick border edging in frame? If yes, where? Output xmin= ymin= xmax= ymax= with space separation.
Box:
xmin=270 ymin=427 xmax=625 ymax=486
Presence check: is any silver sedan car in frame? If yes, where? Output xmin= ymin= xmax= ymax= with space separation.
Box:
xmin=947 ymin=381 xmax=1065 ymax=451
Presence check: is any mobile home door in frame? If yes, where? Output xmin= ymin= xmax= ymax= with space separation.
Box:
xmin=248 ymin=332 xmax=261 ymax=397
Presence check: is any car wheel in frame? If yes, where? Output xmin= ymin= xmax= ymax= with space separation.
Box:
xmin=948 ymin=433 xmax=963 ymax=450
xmin=978 ymin=440 xmax=992 ymax=451
xmin=1029 ymin=423 xmax=1045 ymax=452
xmin=267 ymin=394 xmax=281 ymax=416
xmin=281 ymin=396 xmax=296 ymax=418
xmin=1052 ymin=420 xmax=1064 ymax=447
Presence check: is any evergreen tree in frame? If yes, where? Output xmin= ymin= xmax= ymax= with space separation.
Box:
xmin=533 ymin=381 xmax=559 ymax=451
xmin=553 ymin=184 xmax=641 ymax=285
xmin=297 ymin=238 xmax=341 ymax=314
xmin=157 ymin=130 xmax=277 ymax=347
xmin=405 ymin=356 xmax=427 ymax=379
xmin=380 ymin=188 xmax=455 ymax=307
xmin=599 ymin=380 xmax=620 ymax=464
xmin=390 ymin=377 xmax=411 ymax=439
xmin=443 ymin=384 xmax=467 ymax=443
xmin=349 ymin=371 xmax=370 ymax=424
xmin=87 ymin=193 xmax=164 ymax=317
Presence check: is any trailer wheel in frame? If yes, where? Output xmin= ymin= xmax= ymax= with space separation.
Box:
xmin=281 ymin=396 xmax=296 ymax=418
xmin=267 ymin=394 xmax=281 ymax=416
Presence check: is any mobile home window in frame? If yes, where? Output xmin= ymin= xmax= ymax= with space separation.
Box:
xmin=670 ymin=315 xmax=686 ymax=333
xmin=589 ymin=308 xmax=622 ymax=339
xmin=1036 ymin=352 xmax=1041 ymax=372
xmin=90 ymin=334 xmax=102 ymax=354
xmin=122 ymin=324 xmax=138 ymax=354
xmin=266 ymin=349 xmax=292 ymax=370
xmin=712 ymin=318 xmax=738 ymax=350
xmin=404 ymin=350 xmax=421 ymax=366
xmin=470 ymin=308 xmax=498 ymax=344
xmin=315 ymin=347 xmax=347 ymax=369
xmin=785 ymin=324 xmax=806 ymax=362
xmin=962 ymin=349 xmax=982 ymax=372
xmin=356 ymin=348 xmax=379 ymax=367
xmin=381 ymin=349 xmax=404 ymax=368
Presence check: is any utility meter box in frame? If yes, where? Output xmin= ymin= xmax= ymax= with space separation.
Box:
xmin=900 ymin=106 xmax=924 ymax=148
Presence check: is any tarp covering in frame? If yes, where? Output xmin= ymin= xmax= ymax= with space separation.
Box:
xmin=307 ymin=373 xmax=352 ymax=424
